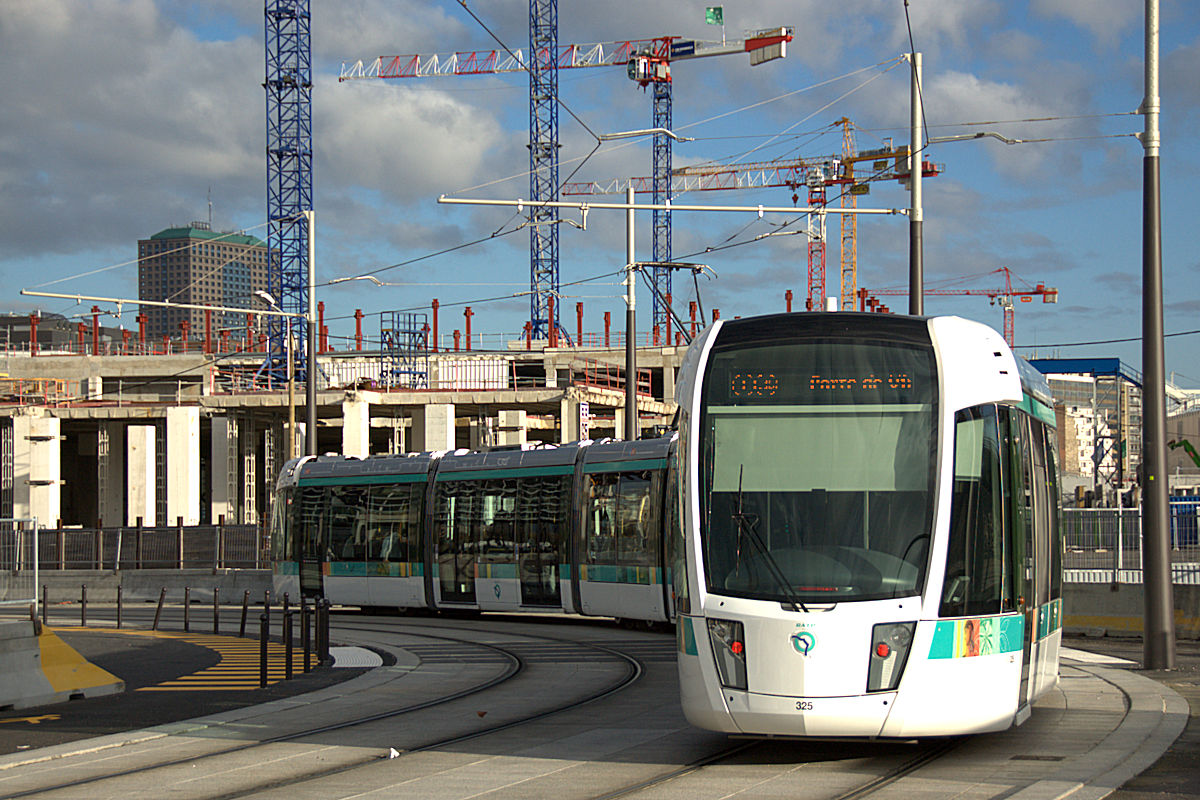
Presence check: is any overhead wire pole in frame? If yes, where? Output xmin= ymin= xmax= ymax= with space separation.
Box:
xmin=908 ymin=51 xmax=923 ymax=315
xmin=625 ymin=186 xmax=637 ymax=441
xmin=1140 ymin=0 xmax=1174 ymax=670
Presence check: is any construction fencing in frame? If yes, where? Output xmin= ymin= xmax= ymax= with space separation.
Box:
xmin=0 ymin=518 xmax=38 ymax=608
xmin=1063 ymin=502 xmax=1200 ymax=584
xmin=22 ymin=525 xmax=262 ymax=571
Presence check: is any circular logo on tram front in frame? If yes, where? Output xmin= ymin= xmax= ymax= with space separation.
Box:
xmin=791 ymin=629 xmax=817 ymax=656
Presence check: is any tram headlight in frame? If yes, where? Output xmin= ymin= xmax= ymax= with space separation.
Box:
xmin=867 ymin=621 xmax=915 ymax=693
xmin=706 ymin=618 xmax=747 ymax=690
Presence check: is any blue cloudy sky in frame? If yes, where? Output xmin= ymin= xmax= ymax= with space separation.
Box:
xmin=2 ymin=1 xmax=1198 ymax=381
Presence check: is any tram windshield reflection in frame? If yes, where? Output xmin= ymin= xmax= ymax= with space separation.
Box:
xmin=700 ymin=338 xmax=938 ymax=603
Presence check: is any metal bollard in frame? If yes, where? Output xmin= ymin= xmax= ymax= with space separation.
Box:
xmin=213 ymin=587 xmax=220 ymax=635
xmin=283 ymin=592 xmax=290 ymax=618
xmin=263 ymin=590 xmax=271 ymax=635
xmin=259 ymin=613 xmax=269 ymax=689
xmin=184 ymin=586 xmax=190 ymax=632
xmin=318 ymin=599 xmax=331 ymax=665
xmin=302 ymin=601 xmax=312 ymax=673
xmin=41 ymin=585 xmax=48 ymax=627
xmin=152 ymin=587 xmax=166 ymax=630
xmin=117 ymin=585 xmax=123 ymax=629
xmin=240 ymin=589 xmax=250 ymax=638
xmin=284 ymin=610 xmax=294 ymax=680
xmin=81 ymin=584 xmax=87 ymax=627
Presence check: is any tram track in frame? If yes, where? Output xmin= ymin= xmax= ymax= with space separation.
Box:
xmin=0 ymin=617 xmax=645 ymax=799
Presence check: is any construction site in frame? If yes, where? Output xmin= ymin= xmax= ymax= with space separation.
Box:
xmin=5 ymin=0 xmax=1187 ymax=537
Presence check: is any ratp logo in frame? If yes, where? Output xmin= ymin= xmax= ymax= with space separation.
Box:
xmin=791 ymin=628 xmax=817 ymax=656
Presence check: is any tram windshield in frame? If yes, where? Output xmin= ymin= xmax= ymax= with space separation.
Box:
xmin=700 ymin=337 xmax=937 ymax=604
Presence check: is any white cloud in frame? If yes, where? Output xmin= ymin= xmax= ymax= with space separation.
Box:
xmin=1031 ymin=0 xmax=1140 ymax=46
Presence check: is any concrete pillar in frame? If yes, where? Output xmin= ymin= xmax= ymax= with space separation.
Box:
xmin=166 ymin=406 xmax=200 ymax=525
xmin=342 ymin=397 xmax=370 ymax=457
xmin=560 ymin=398 xmax=582 ymax=444
xmin=210 ymin=416 xmax=237 ymax=524
xmin=86 ymin=376 xmax=103 ymax=401
xmin=497 ymin=409 xmax=527 ymax=447
xmin=663 ymin=364 xmax=676 ymax=403
xmin=412 ymin=404 xmax=455 ymax=452
xmin=12 ymin=413 xmax=60 ymax=526
xmin=127 ymin=425 xmax=155 ymax=526
xmin=98 ymin=423 xmax=124 ymax=525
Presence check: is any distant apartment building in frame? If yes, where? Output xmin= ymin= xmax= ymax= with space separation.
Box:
xmin=137 ymin=222 xmax=269 ymax=342
xmin=1045 ymin=372 xmax=1140 ymax=482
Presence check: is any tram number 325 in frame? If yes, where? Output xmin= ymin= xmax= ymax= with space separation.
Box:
xmin=795 ymin=700 xmax=814 ymax=711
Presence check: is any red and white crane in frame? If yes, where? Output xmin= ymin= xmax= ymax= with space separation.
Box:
xmin=862 ymin=267 xmax=1058 ymax=346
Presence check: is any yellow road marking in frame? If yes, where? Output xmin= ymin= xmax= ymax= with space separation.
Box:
xmin=0 ymin=715 xmax=62 ymax=725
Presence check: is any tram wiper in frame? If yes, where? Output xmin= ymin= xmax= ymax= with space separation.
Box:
xmin=732 ymin=466 xmax=809 ymax=613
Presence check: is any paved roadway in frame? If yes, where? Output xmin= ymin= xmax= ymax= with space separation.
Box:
xmin=0 ymin=609 xmax=1193 ymax=799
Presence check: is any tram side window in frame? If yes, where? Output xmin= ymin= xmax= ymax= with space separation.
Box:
xmin=368 ymin=483 xmax=422 ymax=562
xmin=295 ymin=487 xmax=326 ymax=561
xmin=666 ymin=457 xmax=690 ymax=614
xmin=941 ymin=406 xmax=1008 ymax=617
xmin=585 ymin=470 xmax=657 ymax=568
xmin=1043 ymin=426 xmax=1064 ymax=600
xmin=270 ymin=487 xmax=293 ymax=562
xmin=327 ymin=486 xmax=369 ymax=560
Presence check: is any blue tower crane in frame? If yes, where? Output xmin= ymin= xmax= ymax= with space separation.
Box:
xmin=264 ymin=0 xmax=312 ymax=381
xmin=528 ymin=0 xmax=561 ymax=340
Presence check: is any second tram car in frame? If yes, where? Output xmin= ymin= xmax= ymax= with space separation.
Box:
xmin=673 ymin=312 xmax=1062 ymax=737
xmin=271 ymin=437 xmax=675 ymax=622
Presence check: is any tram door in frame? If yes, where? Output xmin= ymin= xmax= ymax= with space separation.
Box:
xmin=296 ymin=487 xmax=326 ymax=597
xmin=435 ymin=484 xmax=478 ymax=604
xmin=518 ymin=476 xmax=565 ymax=606
xmin=1007 ymin=411 xmax=1037 ymax=704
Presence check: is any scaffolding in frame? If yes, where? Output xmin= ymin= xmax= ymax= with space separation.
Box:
xmin=380 ymin=312 xmax=429 ymax=389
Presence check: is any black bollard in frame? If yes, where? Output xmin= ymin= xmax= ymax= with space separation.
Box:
xmin=81 ymin=584 xmax=87 ymax=627
xmin=263 ymin=590 xmax=271 ymax=636
xmin=259 ymin=613 xmax=269 ymax=688
xmin=116 ymin=584 xmax=123 ymax=629
xmin=152 ymin=587 xmax=166 ymax=630
xmin=283 ymin=592 xmax=290 ymax=618
xmin=183 ymin=586 xmax=190 ymax=632
xmin=41 ymin=585 xmax=48 ymax=627
xmin=284 ymin=610 xmax=294 ymax=680
xmin=318 ymin=599 xmax=331 ymax=665
xmin=213 ymin=587 xmax=220 ymax=635
xmin=240 ymin=589 xmax=250 ymax=638
xmin=302 ymin=601 xmax=312 ymax=673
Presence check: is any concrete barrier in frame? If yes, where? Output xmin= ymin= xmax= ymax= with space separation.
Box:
xmin=1064 ymin=583 xmax=1200 ymax=639
xmin=0 ymin=620 xmax=123 ymax=710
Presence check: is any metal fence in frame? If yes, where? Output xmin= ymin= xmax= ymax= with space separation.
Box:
xmin=0 ymin=518 xmax=38 ymax=607
xmin=1063 ymin=503 xmax=1200 ymax=584
xmin=28 ymin=525 xmax=262 ymax=571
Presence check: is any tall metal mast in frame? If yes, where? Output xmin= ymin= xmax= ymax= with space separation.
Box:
xmin=264 ymin=0 xmax=312 ymax=381
xmin=528 ymin=0 xmax=561 ymax=340
xmin=650 ymin=77 xmax=673 ymax=333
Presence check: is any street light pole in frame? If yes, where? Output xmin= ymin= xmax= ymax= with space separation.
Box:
xmin=1140 ymin=0 xmax=1174 ymax=670
xmin=304 ymin=210 xmax=317 ymax=457
xmin=625 ymin=186 xmax=637 ymax=441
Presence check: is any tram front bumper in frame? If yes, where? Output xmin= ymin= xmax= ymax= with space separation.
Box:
xmin=722 ymin=690 xmax=897 ymax=738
